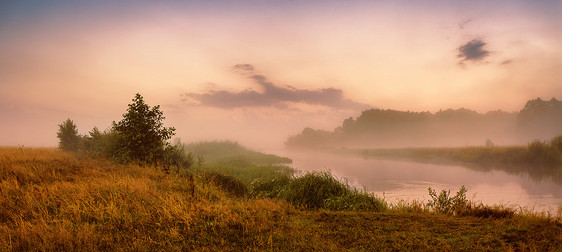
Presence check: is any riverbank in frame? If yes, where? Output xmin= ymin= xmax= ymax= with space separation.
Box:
xmin=0 ymin=147 xmax=560 ymax=250
xmin=337 ymin=142 xmax=562 ymax=185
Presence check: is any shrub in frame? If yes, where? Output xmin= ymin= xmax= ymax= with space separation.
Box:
xmin=279 ymin=171 xmax=385 ymax=211
xmin=281 ymin=172 xmax=348 ymax=209
xmin=82 ymin=127 xmax=122 ymax=159
xmin=427 ymin=185 xmax=468 ymax=215
xmin=163 ymin=139 xmax=193 ymax=173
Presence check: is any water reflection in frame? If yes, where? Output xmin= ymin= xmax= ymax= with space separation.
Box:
xmin=275 ymin=150 xmax=562 ymax=213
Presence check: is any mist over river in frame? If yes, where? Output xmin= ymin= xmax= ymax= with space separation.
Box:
xmin=270 ymin=149 xmax=562 ymax=214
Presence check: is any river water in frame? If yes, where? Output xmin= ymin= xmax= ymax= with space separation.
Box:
xmin=271 ymin=150 xmax=562 ymax=214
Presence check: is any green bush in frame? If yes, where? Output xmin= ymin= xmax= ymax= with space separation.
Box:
xmin=279 ymin=171 xmax=386 ymax=211
xmin=281 ymin=172 xmax=348 ymax=209
xmin=427 ymin=185 xmax=468 ymax=215
xmin=163 ymin=139 xmax=194 ymax=173
xmin=81 ymin=127 xmax=122 ymax=159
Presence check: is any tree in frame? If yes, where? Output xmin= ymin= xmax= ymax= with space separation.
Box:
xmin=113 ymin=93 xmax=175 ymax=163
xmin=57 ymin=118 xmax=81 ymax=151
xmin=485 ymin=139 xmax=494 ymax=148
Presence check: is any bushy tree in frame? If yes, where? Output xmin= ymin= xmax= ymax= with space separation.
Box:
xmin=164 ymin=139 xmax=193 ymax=170
xmin=82 ymin=127 xmax=121 ymax=158
xmin=57 ymin=119 xmax=81 ymax=151
xmin=113 ymin=93 xmax=176 ymax=163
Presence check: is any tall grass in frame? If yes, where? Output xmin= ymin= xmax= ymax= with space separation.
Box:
xmin=252 ymin=171 xmax=387 ymax=211
xmin=1 ymin=147 xmax=560 ymax=250
xmin=188 ymin=142 xmax=386 ymax=211
xmin=0 ymin=147 xmax=300 ymax=250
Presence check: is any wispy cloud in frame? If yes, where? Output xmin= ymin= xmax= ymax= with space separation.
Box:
xmin=457 ymin=39 xmax=490 ymax=64
xmin=500 ymin=59 xmax=514 ymax=65
xmin=232 ymin=63 xmax=254 ymax=72
xmin=182 ymin=64 xmax=369 ymax=111
xmin=458 ymin=18 xmax=473 ymax=30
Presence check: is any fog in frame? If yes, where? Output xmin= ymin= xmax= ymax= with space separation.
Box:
xmin=1 ymin=0 xmax=561 ymax=217
xmin=1 ymin=0 xmax=561 ymax=151
xmin=285 ymin=98 xmax=562 ymax=150
xmin=278 ymin=150 xmax=562 ymax=213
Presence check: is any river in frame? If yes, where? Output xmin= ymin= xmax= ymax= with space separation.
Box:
xmin=271 ymin=149 xmax=562 ymax=214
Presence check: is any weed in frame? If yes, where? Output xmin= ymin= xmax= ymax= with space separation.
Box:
xmin=427 ymin=185 xmax=468 ymax=215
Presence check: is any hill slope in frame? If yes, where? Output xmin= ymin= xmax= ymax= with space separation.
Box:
xmin=0 ymin=147 xmax=560 ymax=250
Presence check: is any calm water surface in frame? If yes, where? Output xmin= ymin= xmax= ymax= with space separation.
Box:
xmin=272 ymin=150 xmax=562 ymax=213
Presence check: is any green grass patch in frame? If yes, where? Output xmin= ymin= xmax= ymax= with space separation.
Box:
xmin=186 ymin=140 xmax=292 ymax=165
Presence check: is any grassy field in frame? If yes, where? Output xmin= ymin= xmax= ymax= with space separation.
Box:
xmin=0 ymin=146 xmax=561 ymax=250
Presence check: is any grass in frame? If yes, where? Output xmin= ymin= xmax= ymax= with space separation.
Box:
xmin=0 ymin=147 xmax=561 ymax=250
xmin=349 ymin=143 xmax=562 ymax=184
xmin=186 ymin=140 xmax=292 ymax=165
xmin=189 ymin=141 xmax=385 ymax=211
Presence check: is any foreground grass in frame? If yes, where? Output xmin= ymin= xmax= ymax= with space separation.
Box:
xmin=0 ymin=147 xmax=561 ymax=250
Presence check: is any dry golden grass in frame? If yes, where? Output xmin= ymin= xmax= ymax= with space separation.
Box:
xmin=0 ymin=147 xmax=299 ymax=250
xmin=0 ymin=147 xmax=560 ymax=250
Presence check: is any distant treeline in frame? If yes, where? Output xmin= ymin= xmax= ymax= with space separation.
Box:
xmin=286 ymin=97 xmax=562 ymax=148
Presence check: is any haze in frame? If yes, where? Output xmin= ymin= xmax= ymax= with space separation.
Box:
xmin=1 ymin=0 xmax=561 ymax=149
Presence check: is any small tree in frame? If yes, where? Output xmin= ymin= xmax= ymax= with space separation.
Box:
xmin=485 ymin=139 xmax=494 ymax=148
xmin=113 ymin=93 xmax=175 ymax=163
xmin=57 ymin=118 xmax=81 ymax=151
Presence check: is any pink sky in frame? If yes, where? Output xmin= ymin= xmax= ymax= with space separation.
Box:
xmin=1 ymin=0 xmax=561 ymax=148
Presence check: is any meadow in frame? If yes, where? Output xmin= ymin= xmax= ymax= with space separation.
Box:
xmin=0 ymin=145 xmax=561 ymax=250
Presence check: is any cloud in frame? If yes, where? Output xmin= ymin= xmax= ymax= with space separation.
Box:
xmin=457 ymin=39 xmax=490 ymax=64
xmin=182 ymin=65 xmax=369 ymax=111
xmin=500 ymin=59 xmax=514 ymax=65
xmin=232 ymin=64 xmax=255 ymax=72
xmin=458 ymin=18 xmax=473 ymax=30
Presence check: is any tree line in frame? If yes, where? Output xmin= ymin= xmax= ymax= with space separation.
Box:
xmin=286 ymin=97 xmax=562 ymax=148
xmin=57 ymin=93 xmax=192 ymax=170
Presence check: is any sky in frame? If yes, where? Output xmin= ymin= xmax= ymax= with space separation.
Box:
xmin=1 ymin=0 xmax=561 ymax=149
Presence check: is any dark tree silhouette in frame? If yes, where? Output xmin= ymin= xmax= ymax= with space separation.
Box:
xmin=113 ymin=93 xmax=175 ymax=163
xmin=57 ymin=118 xmax=81 ymax=151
